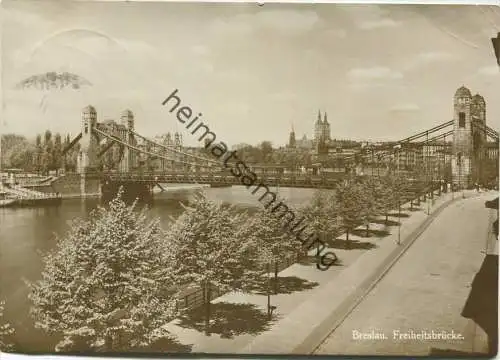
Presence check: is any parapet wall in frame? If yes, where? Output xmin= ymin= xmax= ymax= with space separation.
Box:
xmin=27 ymin=174 xmax=101 ymax=197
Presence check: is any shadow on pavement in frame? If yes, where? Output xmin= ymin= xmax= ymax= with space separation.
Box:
xmin=298 ymin=255 xmax=343 ymax=267
xmin=369 ymin=218 xmax=401 ymax=227
xmin=351 ymin=228 xmax=391 ymax=238
xmin=326 ymin=238 xmax=377 ymax=250
xmin=387 ymin=212 xmax=410 ymax=218
xmin=248 ymin=276 xmax=319 ymax=295
xmin=460 ymin=254 xmax=498 ymax=357
xmin=177 ymin=302 xmax=272 ymax=339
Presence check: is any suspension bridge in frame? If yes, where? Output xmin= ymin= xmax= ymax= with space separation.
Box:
xmin=53 ymin=86 xmax=498 ymax=199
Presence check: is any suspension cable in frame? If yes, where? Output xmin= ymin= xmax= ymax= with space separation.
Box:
xmin=93 ymin=128 xmax=222 ymax=168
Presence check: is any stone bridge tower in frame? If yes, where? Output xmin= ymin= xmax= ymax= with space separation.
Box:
xmin=471 ymin=94 xmax=486 ymax=184
xmin=119 ymin=109 xmax=136 ymax=172
xmin=451 ymin=86 xmax=486 ymax=188
xmin=77 ymin=105 xmax=98 ymax=174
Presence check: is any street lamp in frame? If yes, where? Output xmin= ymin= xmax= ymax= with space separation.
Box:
xmin=266 ymin=263 xmax=272 ymax=319
xmin=457 ymin=152 xmax=465 ymax=199
xmin=397 ymin=198 xmax=401 ymax=245
xmin=425 ymin=131 xmax=431 ymax=215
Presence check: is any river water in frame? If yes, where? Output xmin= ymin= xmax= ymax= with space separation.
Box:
xmin=0 ymin=185 xmax=318 ymax=352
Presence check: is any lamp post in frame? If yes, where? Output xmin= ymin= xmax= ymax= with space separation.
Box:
xmin=425 ymin=131 xmax=431 ymax=215
xmin=457 ymin=152 xmax=465 ymax=199
xmin=266 ymin=263 xmax=271 ymax=319
xmin=397 ymin=198 xmax=401 ymax=245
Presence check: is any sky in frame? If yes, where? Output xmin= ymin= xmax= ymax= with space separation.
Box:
xmin=1 ymin=1 xmax=499 ymax=147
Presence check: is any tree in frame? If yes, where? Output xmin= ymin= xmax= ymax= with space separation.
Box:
xmin=387 ymin=174 xmax=407 ymax=212
xmin=8 ymin=142 xmax=36 ymax=170
xmin=52 ymin=133 xmax=63 ymax=172
xmin=166 ymin=191 xmax=260 ymax=335
xmin=250 ymin=208 xmax=301 ymax=294
xmin=35 ymin=134 xmax=43 ymax=173
xmin=1 ymin=134 xmax=30 ymax=169
xmin=259 ymin=141 xmax=273 ymax=163
xmin=39 ymin=131 xmax=54 ymax=174
xmin=335 ymin=178 xmax=369 ymax=246
xmin=301 ymin=189 xmax=340 ymax=257
xmin=0 ymin=301 xmax=14 ymax=351
xmin=361 ymin=177 xmax=388 ymax=234
xmin=376 ymin=176 xmax=398 ymax=224
xmin=28 ymin=189 xmax=178 ymax=352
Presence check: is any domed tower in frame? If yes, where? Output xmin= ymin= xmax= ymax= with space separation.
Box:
xmin=120 ymin=109 xmax=135 ymax=131
xmin=452 ymin=86 xmax=473 ymax=188
xmin=78 ymin=105 xmax=98 ymax=173
xmin=471 ymin=94 xmax=486 ymax=124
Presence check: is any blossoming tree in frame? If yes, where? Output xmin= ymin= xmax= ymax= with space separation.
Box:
xmin=28 ymin=189 xmax=179 ymax=352
xmin=0 ymin=301 xmax=14 ymax=351
xmin=166 ymin=191 xmax=261 ymax=335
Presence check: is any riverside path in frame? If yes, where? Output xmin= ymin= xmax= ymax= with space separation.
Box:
xmin=313 ymin=191 xmax=498 ymax=356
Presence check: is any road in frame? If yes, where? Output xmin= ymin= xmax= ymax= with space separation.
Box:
xmin=313 ymin=192 xmax=498 ymax=356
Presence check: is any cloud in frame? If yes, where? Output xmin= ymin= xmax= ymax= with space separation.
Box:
xmin=404 ymin=51 xmax=456 ymax=70
xmin=358 ymin=18 xmax=401 ymax=30
xmin=341 ymin=5 xmax=402 ymax=30
xmin=323 ymin=28 xmax=347 ymax=39
xmin=477 ymin=66 xmax=499 ymax=77
xmin=416 ymin=51 xmax=455 ymax=63
xmin=389 ymin=103 xmax=420 ymax=112
xmin=208 ymin=9 xmax=320 ymax=37
xmin=347 ymin=67 xmax=403 ymax=81
xmin=255 ymin=9 xmax=320 ymax=33
xmin=191 ymin=44 xmax=209 ymax=56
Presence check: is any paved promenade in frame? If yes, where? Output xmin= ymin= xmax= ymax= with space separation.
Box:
xmin=162 ymin=190 xmax=475 ymax=354
xmin=313 ymin=191 xmax=497 ymax=356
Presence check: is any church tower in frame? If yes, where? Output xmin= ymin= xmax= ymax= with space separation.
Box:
xmin=314 ymin=110 xmax=323 ymax=145
xmin=452 ymin=86 xmax=473 ymax=188
xmin=288 ymin=124 xmax=296 ymax=148
xmin=323 ymin=112 xmax=331 ymax=142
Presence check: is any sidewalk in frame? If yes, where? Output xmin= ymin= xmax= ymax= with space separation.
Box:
xmin=313 ymin=191 xmax=496 ymax=356
xmin=162 ymin=190 xmax=463 ymax=353
xmin=238 ymin=191 xmax=462 ymax=354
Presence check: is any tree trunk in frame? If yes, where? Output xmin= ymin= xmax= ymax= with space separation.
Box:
xmin=346 ymin=228 xmax=350 ymax=248
xmin=385 ymin=213 xmax=388 ymax=224
xmin=104 ymin=334 xmax=113 ymax=352
xmin=365 ymin=223 xmax=369 ymax=237
xmin=204 ymin=281 xmax=211 ymax=336
xmin=274 ymin=261 xmax=278 ymax=294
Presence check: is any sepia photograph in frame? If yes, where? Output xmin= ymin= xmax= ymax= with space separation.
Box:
xmin=0 ymin=1 xmax=499 ymax=357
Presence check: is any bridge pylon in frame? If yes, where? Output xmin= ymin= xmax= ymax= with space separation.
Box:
xmin=119 ymin=109 xmax=136 ymax=173
xmin=77 ymin=105 xmax=99 ymax=174
xmin=451 ymin=86 xmax=486 ymax=189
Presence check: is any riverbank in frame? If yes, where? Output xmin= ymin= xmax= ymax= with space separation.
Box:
xmin=159 ymin=190 xmax=464 ymax=353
